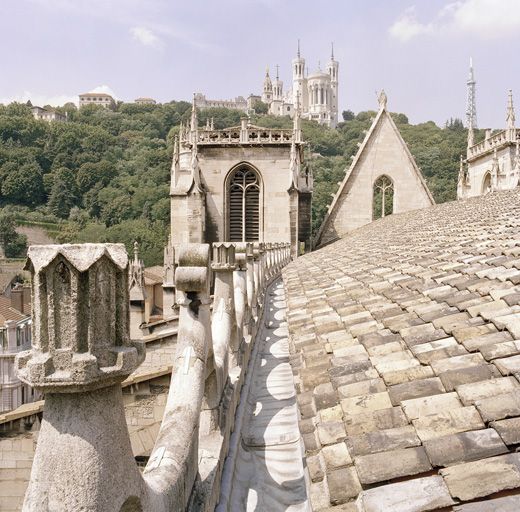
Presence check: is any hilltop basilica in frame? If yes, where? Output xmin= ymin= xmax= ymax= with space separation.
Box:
xmin=195 ymin=42 xmax=339 ymax=128
xmin=260 ymin=42 xmax=339 ymax=128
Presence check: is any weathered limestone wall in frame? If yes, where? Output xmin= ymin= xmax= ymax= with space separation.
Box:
xmin=199 ymin=146 xmax=294 ymax=243
xmin=465 ymin=145 xmax=515 ymax=197
xmin=134 ymin=335 xmax=176 ymax=375
xmin=319 ymin=109 xmax=433 ymax=246
xmin=0 ymin=434 xmax=35 ymax=512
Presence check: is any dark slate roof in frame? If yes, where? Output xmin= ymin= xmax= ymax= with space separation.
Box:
xmin=283 ymin=188 xmax=520 ymax=511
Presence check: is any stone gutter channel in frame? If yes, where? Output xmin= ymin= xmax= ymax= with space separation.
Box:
xmin=217 ymin=279 xmax=310 ymax=511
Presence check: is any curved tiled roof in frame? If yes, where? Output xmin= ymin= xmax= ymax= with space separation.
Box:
xmin=283 ymin=189 xmax=520 ymax=511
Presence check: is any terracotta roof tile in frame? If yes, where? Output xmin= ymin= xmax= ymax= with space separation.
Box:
xmin=283 ymin=189 xmax=520 ymax=508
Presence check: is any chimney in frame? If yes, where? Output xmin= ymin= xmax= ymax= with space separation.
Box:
xmin=22 ymin=285 xmax=31 ymax=310
xmin=11 ymin=283 xmax=23 ymax=314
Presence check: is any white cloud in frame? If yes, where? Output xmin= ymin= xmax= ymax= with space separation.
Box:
xmin=130 ymin=26 xmax=161 ymax=48
xmin=389 ymin=0 xmax=520 ymax=42
xmin=0 ymin=85 xmax=118 ymax=107
xmin=389 ymin=6 xmax=433 ymax=42
xmin=0 ymin=91 xmax=78 ymax=107
xmin=90 ymin=84 xmax=118 ymax=99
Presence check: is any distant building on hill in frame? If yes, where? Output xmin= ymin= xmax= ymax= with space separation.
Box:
xmin=30 ymin=106 xmax=67 ymax=122
xmin=0 ymin=284 xmax=38 ymax=413
xmin=193 ymin=92 xmax=248 ymax=112
xmin=135 ymin=97 xmax=157 ymax=105
xmin=196 ymin=41 xmax=339 ymax=127
xmin=79 ymin=92 xmax=114 ymax=108
xmin=261 ymin=41 xmax=339 ymax=127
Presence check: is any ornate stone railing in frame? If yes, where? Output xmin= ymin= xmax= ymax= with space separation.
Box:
xmin=467 ymin=128 xmax=520 ymax=159
xmin=197 ymin=127 xmax=294 ymax=145
xmin=15 ymin=241 xmax=291 ymax=511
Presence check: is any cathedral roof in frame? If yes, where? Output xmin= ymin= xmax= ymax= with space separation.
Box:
xmin=284 ymin=188 xmax=520 ymax=510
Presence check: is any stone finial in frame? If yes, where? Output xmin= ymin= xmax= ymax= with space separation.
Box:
xmin=16 ymin=244 xmax=145 ymax=393
xmin=234 ymin=242 xmax=248 ymax=270
xmin=507 ymin=89 xmax=515 ymax=130
xmin=211 ymin=242 xmax=236 ymax=271
xmin=129 ymin=241 xmax=146 ymax=302
xmin=163 ymin=235 xmax=175 ymax=285
xmin=176 ymin=244 xmax=211 ymax=295
xmin=245 ymin=242 xmax=254 ymax=260
xmin=378 ymin=89 xmax=388 ymax=109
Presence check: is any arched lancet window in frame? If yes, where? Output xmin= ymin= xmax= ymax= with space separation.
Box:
xmin=373 ymin=175 xmax=394 ymax=220
xmin=228 ymin=166 xmax=261 ymax=241
xmin=482 ymin=172 xmax=492 ymax=195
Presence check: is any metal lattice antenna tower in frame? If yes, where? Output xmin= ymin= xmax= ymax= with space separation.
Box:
xmin=466 ymin=57 xmax=478 ymax=129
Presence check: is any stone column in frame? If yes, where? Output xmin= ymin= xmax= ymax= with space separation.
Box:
xmin=256 ymin=243 xmax=265 ymax=308
xmin=144 ymin=244 xmax=212 ymax=509
xmin=275 ymin=243 xmax=281 ymax=273
xmin=162 ymin=237 xmax=176 ymax=319
xmin=252 ymin=243 xmax=261 ymax=315
xmin=265 ymin=243 xmax=272 ymax=280
xmin=245 ymin=243 xmax=256 ymax=323
xmin=16 ymin=244 xmax=147 ymax=512
xmin=260 ymin=243 xmax=267 ymax=292
xmin=234 ymin=243 xmax=248 ymax=348
xmin=5 ymin=320 xmax=17 ymax=351
xmin=211 ymin=243 xmax=237 ymax=399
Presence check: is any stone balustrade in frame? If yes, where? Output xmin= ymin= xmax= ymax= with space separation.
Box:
xmin=15 ymin=241 xmax=291 ymax=512
xmin=197 ymin=127 xmax=294 ymax=145
xmin=467 ymin=127 xmax=520 ymax=159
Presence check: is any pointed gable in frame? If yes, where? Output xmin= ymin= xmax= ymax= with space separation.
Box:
xmin=316 ymin=97 xmax=434 ymax=247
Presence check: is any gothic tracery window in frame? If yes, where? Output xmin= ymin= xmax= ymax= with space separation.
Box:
xmin=373 ymin=175 xmax=394 ymax=219
xmin=228 ymin=166 xmax=260 ymax=241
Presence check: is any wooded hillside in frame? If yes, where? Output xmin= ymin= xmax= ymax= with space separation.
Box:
xmin=0 ymin=102 xmax=470 ymax=264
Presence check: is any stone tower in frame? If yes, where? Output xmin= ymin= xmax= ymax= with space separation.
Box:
xmin=261 ymin=68 xmax=273 ymax=105
xmin=272 ymin=65 xmax=283 ymax=101
xmin=327 ymin=43 xmax=339 ymax=127
xmin=292 ymin=40 xmax=307 ymax=112
xmin=170 ymin=101 xmax=313 ymax=258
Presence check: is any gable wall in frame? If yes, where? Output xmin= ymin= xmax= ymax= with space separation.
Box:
xmin=320 ymin=113 xmax=433 ymax=245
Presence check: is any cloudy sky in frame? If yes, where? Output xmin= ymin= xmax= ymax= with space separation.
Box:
xmin=1 ymin=0 xmax=519 ymax=127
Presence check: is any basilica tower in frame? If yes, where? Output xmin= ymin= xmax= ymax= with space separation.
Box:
xmin=292 ymin=40 xmax=307 ymax=111
xmin=272 ymin=65 xmax=283 ymax=101
xmin=327 ymin=43 xmax=339 ymax=127
xmin=261 ymin=68 xmax=273 ymax=105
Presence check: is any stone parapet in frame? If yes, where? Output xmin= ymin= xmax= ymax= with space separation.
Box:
xmin=16 ymin=240 xmax=292 ymax=512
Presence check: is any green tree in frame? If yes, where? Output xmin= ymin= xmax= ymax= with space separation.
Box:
xmin=1 ymin=161 xmax=45 ymax=205
xmin=252 ymin=100 xmax=269 ymax=115
xmin=0 ymin=212 xmax=28 ymax=258
xmin=342 ymin=110 xmax=355 ymax=121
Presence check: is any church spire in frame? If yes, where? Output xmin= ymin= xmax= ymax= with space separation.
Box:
xmin=190 ymin=93 xmax=198 ymax=143
xmin=506 ymin=89 xmax=515 ymax=130
xmin=331 ymin=42 xmax=334 ymax=60
xmin=297 ymin=39 xmax=300 ymax=58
